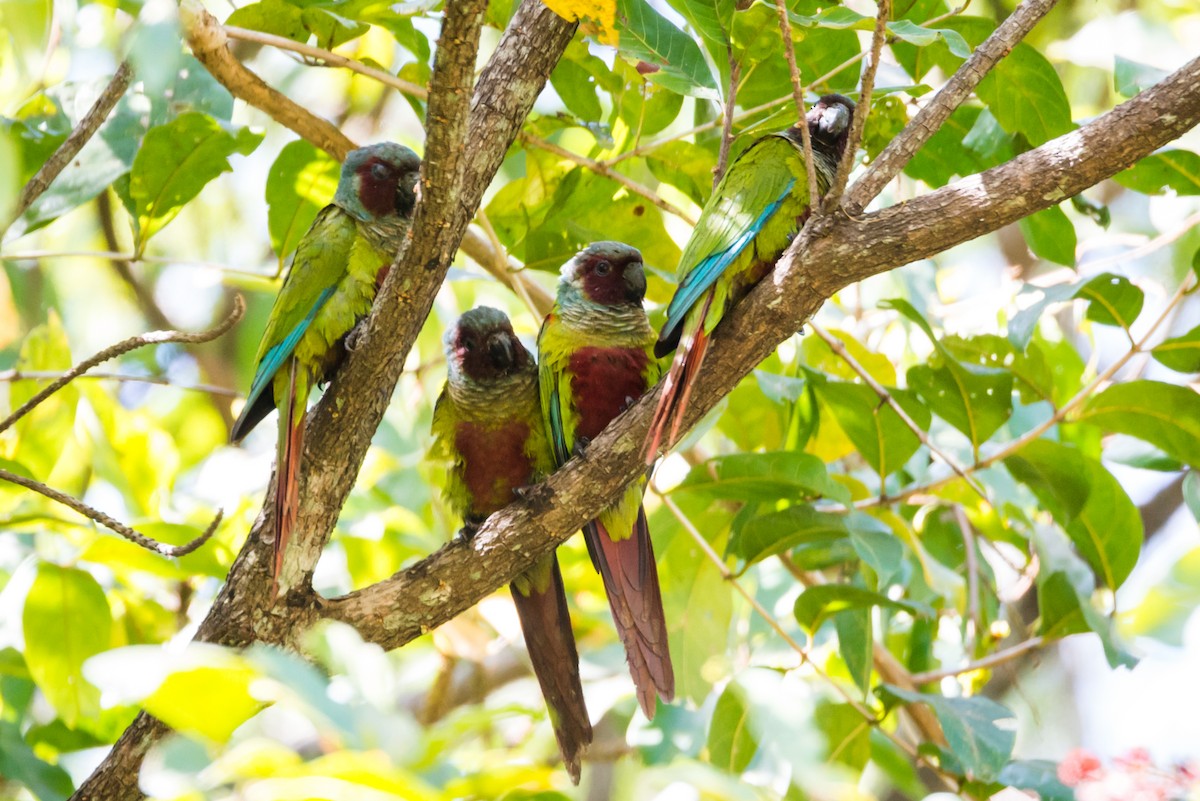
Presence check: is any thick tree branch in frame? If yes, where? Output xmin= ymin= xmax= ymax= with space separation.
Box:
xmin=320 ymin=56 xmax=1200 ymax=653
xmin=845 ymin=0 xmax=1058 ymax=214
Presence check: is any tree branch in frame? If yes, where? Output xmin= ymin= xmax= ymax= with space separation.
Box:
xmin=5 ymin=61 xmax=133 ymax=233
xmin=844 ymin=0 xmax=1058 ymax=214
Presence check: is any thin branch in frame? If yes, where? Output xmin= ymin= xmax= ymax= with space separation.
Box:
xmin=223 ymin=24 xmax=429 ymax=99
xmin=1080 ymin=209 xmax=1200 ymax=272
xmin=910 ymin=637 xmax=1045 ymax=684
xmin=953 ymin=506 xmax=982 ymax=656
xmin=0 ymin=296 xmax=245 ymax=434
xmin=6 ymin=61 xmax=133 ymax=232
xmin=844 ymin=0 xmax=1059 ymax=215
xmin=772 ymin=0 xmax=820 ymax=210
xmin=521 ymin=133 xmax=697 ymax=225
xmin=0 ymin=468 xmax=222 ymax=557
xmin=713 ymin=50 xmax=741 ymax=188
xmin=824 ymin=0 xmax=890 ymax=209
xmin=182 ymin=0 xmax=356 ymax=159
xmin=0 ymin=369 xmax=239 ymax=398
xmin=809 ymin=323 xmax=990 ymax=504
xmin=856 ymin=272 xmax=1195 ymax=509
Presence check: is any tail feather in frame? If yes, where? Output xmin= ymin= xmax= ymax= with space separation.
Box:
xmin=272 ymin=361 xmax=304 ymax=597
xmin=645 ymin=292 xmax=715 ymax=463
xmin=510 ymin=558 xmax=592 ymax=783
xmin=586 ymin=510 xmax=674 ymax=717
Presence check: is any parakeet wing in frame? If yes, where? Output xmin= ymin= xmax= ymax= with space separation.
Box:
xmin=242 ymin=205 xmax=357 ymax=418
xmin=659 ymin=135 xmax=805 ymax=349
xmin=537 ymin=315 xmax=574 ymax=467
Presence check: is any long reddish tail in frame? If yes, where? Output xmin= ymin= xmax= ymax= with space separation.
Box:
xmin=585 ymin=509 xmax=674 ymax=718
xmin=510 ymin=558 xmax=592 ymax=783
xmin=272 ymin=362 xmax=304 ymax=597
xmin=645 ymin=293 xmax=714 ymax=464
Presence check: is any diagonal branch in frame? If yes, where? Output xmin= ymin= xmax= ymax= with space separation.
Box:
xmin=1 ymin=296 xmax=245 ymax=434
xmin=0 ymin=468 xmax=221 ymax=557
xmin=844 ymin=0 xmax=1058 ymax=214
xmin=6 ymin=61 xmax=133 ymax=233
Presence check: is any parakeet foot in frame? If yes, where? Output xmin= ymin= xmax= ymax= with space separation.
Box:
xmin=573 ymin=436 xmax=592 ymax=459
xmin=345 ymin=319 xmax=369 ymax=352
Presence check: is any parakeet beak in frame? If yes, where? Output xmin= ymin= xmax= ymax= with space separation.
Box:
xmin=625 ymin=262 xmax=647 ymax=302
xmin=487 ymin=333 xmax=516 ymax=370
xmin=819 ymin=104 xmax=851 ymax=137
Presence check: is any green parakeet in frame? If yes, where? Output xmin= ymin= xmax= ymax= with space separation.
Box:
xmin=538 ymin=242 xmax=674 ymax=718
xmin=230 ymin=142 xmax=421 ymax=592
xmin=431 ymin=307 xmax=592 ymax=782
xmin=645 ymin=94 xmax=855 ymax=460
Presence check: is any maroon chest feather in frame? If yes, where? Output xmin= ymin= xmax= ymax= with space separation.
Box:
xmin=455 ymin=420 xmax=534 ymax=516
xmin=568 ymin=346 xmax=649 ymax=440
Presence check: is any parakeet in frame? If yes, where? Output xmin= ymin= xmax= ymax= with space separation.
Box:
xmin=230 ymin=142 xmax=421 ymax=592
xmin=645 ymin=94 xmax=856 ymax=460
xmin=538 ymin=242 xmax=674 ymax=718
xmin=431 ymin=307 xmax=592 ymax=783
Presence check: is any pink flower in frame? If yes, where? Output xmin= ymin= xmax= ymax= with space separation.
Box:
xmin=1060 ymin=749 xmax=1105 ymax=786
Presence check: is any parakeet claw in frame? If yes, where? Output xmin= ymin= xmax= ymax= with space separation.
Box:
xmin=573 ymin=436 xmax=592 ymax=459
xmin=345 ymin=319 xmax=369 ymax=352
xmin=455 ymin=523 xmax=478 ymax=543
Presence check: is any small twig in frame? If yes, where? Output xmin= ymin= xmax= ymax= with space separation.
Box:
xmin=0 ymin=369 xmax=239 ymax=398
xmin=809 ymin=323 xmax=990 ymax=503
xmin=953 ymin=506 xmax=982 ymax=656
xmin=1080 ymin=209 xmax=1200 ymax=272
xmin=910 ymin=636 xmax=1045 ymax=684
xmin=0 ymin=468 xmax=222 ymax=557
xmin=223 ymin=25 xmax=428 ymax=99
xmin=520 ymin=133 xmax=696 ymax=225
xmin=713 ymin=50 xmax=741 ymax=188
xmin=845 ymin=0 xmax=1059 ymax=214
xmin=7 ymin=61 xmax=133 ymax=232
xmin=471 ymin=213 xmax=552 ymax=317
xmin=1 ymin=296 xmax=244 ymax=434
xmin=772 ymin=0 xmax=820 ymax=209
xmin=855 ymin=273 xmax=1195 ymax=509
xmin=824 ymin=0 xmax=890 ymax=209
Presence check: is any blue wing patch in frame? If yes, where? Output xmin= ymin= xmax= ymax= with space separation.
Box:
xmin=548 ymin=383 xmax=570 ymax=466
xmin=242 ymin=285 xmax=337 ymax=416
xmin=659 ymin=179 xmax=794 ymax=348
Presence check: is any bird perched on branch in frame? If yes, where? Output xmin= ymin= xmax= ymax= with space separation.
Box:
xmin=645 ymin=94 xmax=856 ymax=461
xmin=538 ymin=242 xmax=674 ymax=718
xmin=430 ymin=306 xmax=592 ymax=782
xmin=230 ymin=141 xmax=421 ymax=594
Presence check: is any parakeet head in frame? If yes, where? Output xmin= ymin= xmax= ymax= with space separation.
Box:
xmin=559 ymin=241 xmax=647 ymax=308
xmin=445 ymin=306 xmax=533 ymax=383
xmin=336 ymin=142 xmax=422 ymax=222
xmin=805 ymin=94 xmax=855 ymax=158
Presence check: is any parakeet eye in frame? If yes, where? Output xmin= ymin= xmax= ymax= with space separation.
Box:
xmin=371 ymin=162 xmax=391 ymax=182
xmin=594 ymin=260 xmax=612 ymax=276
xmin=463 ymin=337 xmax=475 ymax=352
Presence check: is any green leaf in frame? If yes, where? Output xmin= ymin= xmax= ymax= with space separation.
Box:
xmin=908 ymin=359 xmax=1012 ymax=455
xmin=1079 ymin=380 xmax=1200 ymax=470
xmin=615 ymin=0 xmax=718 ymax=99
xmin=664 ymin=0 xmax=733 ymax=53
xmin=835 ymin=608 xmax=871 ymax=694
xmin=886 ymin=19 xmax=971 ymax=58
xmin=707 ymin=681 xmax=758 ymax=772
xmin=904 ymin=106 xmax=994 ymax=186
xmin=814 ymin=702 xmax=871 ymax=769
xmin=145 ymin=663 xmax=266 ymax=743
xmin=793 ymin=585 xmax=931 ymax=633
xmin=1114 ymin=150 xmax=1200 ymax=196
xmin=1006 ymin=440 xmax=1143 ymax=590
xmin=549 ymin=59 xmax=603 ymax=123
xmin=1076 ymin=273 xmax=1144 ymax=330
xmin=847 ymin=516 xmax=905 ymax=590
xmin=674 ymin=451 xmax=850 ymax=505
xmin=1017 ymin=204 xmax=1076 ymax=266
xmin=730 ymin=506 xmax=849 ymax=566
xmin=1114 ymin=56 xmax=1168 ymax=98
xmin=300 ymin=7 xmax=368 ymax=49
xmin=0 ymin=720 xmax=74 ymax=801
xmin=975 ymin=43 xmax=1073 ymax=146
xmin=265 ymin=140 xmax=340 ymax=269
xmin=226 ymin=0 xmax=307 ymax=42
xmin=1151 ymin=323 xmax=1200 ymax=373
xmin=817 ymin=381 xmax=931 ymax=478
xmin=942 ymin=333 xmax=1055 ymax=404
xmin=22 ymin=564 xmax=112 ymax=726
xmin=878 ymin=686 xmax=1016 ymax=782
xmin=129 ymin=112 xmax=264 ymax=254
xmin=1185 ymin=471 xmax=1200 ymax=522
xmin=646 ymin=140 xmax=714 ymax=207
xmin=10 ymin=313 xmax=77 ymax=478
xmin=998 ymin=760 xmax=1075 ymax=801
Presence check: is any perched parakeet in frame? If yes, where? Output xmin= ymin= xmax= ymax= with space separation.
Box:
xmin=538 ymin=242 xmax=674 ymax=718
xmin=645 ymin=94 xmax=855 ymax=460
xmin=230 ymin=142 xmax=421 ymax=591
xmin=431 ymin=307 xmax=592 ymax=783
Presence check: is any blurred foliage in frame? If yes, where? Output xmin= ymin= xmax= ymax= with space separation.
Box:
xmin=2 ymin=0 xmax=1200 ymax=799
